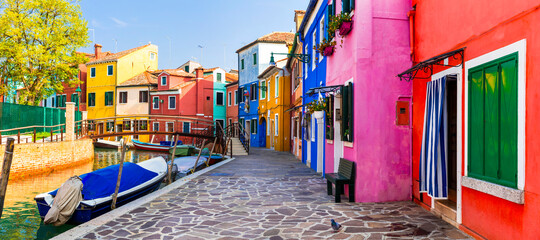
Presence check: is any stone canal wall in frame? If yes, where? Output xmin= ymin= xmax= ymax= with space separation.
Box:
xmin=0 ymin=138 xmax=94 ymax=180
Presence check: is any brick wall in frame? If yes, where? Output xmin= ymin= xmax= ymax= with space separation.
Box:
xmin=0 ymin=138 xmax=94 ymax=180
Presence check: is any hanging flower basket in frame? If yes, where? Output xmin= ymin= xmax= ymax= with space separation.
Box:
xmin=322 ymin=46 xmax=334 ymax=56
xmin=339 ymin=21 xmax=353 ymax=36
xmin=313 ymin=111 xmax=325 ymax=120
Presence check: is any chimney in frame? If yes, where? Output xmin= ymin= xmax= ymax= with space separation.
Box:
xmin=195 ymin=67 xmax=204 ymax=79
xmin=94 ymin=44 xmax=102 ymax=59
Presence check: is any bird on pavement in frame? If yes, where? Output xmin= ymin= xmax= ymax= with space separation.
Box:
xmin=331 ymin=219 xmax=342 ymax=231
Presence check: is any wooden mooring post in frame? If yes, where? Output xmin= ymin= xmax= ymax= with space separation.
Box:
xmin=191 ymin=139 xmax=207 ymax=174
xmin=205 ymin=137 xmax=218 ymax=167
xmin=167 ymin=134 xmax=178 ymax=184
xmin=0 ymin=138 xmax=15 ymax=219
xmin=111 ymin=139 xmax=127 ymax=209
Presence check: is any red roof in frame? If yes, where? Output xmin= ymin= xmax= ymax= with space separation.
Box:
xmin=119 ymin=71 xmax=158 ymax=86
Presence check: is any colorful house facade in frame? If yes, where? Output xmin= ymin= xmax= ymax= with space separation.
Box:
xmin=403 ymin=1 xmax=540 ymax=238
xmin=204 ymin=67 xmax=229 ymax=130
xmin=299 ymin=0 xmax=328 ymax=173
xmin=236 ymin=32 xmax=294 ymax=147
xmin=258 ymin=59 xmax=291 ymax=152
xmin=225 ymin=75 xmax=239 ymax=128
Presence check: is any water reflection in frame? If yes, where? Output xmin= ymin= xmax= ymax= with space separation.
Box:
xmin=0 ymin=148 xmax=169 ymax=240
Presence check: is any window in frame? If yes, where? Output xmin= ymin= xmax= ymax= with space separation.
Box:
xmin=169 ymin=96 xmax=176 ymax=109
xmin=183 ymin=122 xmax=190 ymax=133
xmin=341 ymin=82 xmax=353 ymax=142
xmin=56 ymin=95 xmax=66 ymax=108
xmin=251 ymin=118 xmax=257 ymax=134
xmin=104 ymin=92 xmax=114 ymax=106
xmin=153 ymin=96 xmax=159 ymax=109
xmin=216 ymin=92 xmax=224 ymax=106
xmin=153 ymin=122 xmax=159 ymax=131
xmin=275 ymin=76 xmax=279 ymax=98
xmin=228 ymin=118 xmax=232 ymax=127
xmin=119 ymin=92 xmax=127 ymax=104
xmin=468 ymin=53 xmax=518 ymax=188
xmin=234 ymin=90 xmax=238 ymax=105
xmin=238 ymin=88 xmax=244 ymax=103
xmin=88 ymin=93 xmax=95 ymax=107
xmin=139 ymin=120 xmax=148 ymax=131
xmin=275 ymin=114 xmax=279 ymax=136
xmin=51 ymin=98 xmax=55 ymax=108
xmin=106 ymin=121 xmax=114 ymax=132
xmin=312 ymin=32 xmax=316 ymax=70
xmin=250 ymin=84 xmax=256 ymax=101
xmin=150 ymin=52 xmax=156 ymax=60
xmin=326 ymin=96 xmax=334 ymax=140
xmin=260 ymin=81 xmax=266 ymax=100
xmin=123 ymin=119 xmax=131 ymax=131
xmin=71 ymin=93 xmax=79 ymax=107
xmin=342 ymin=0 xmax=355 ymax=13
xmin=319 ymin=17 xmax=324 ymax=62
xmin=217 ymin=73 xmax=222 ymax=82
xmin=90 ymin=67 xmax=96 ymax=78
xmin=216 ymin=119 xmax=225 ymax=130
xmin=253 ymin=53 xmax=257 ymax=65
xmin=184 ymin=65 xmax=189 ymax=72
xmin=139 ymin=91 xmax=149 ymax=103
xmin=241 ymin=59 xmax=244 ymax=70
xmin=228 ymin=92 xmax=232 ymax=106
xmin=328 ymin=0 xmax=336 ymax=16
xmin=161 ymin=76 xmax=167 ymax=86
xmin=107 ymin=65 xmax=114 ymax=76
xmin=240 ymin=118 xmax=245 ymax=130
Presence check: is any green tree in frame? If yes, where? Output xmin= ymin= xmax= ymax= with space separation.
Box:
xmin=0 ymin=0 xmax=89 ymax=105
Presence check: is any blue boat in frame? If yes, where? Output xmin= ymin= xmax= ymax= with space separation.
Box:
xmin=34 ymin=157 xmax=167 ymax=224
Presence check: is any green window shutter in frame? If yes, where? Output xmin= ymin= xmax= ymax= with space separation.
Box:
xmin=184 ymin=66 xmax=189 ymax=72
xmin=468 ymin=69 xmax=485 ymax=177
xmin=484 ymin=64 xmax=500 ymax=180
xmin=348 ymin=82 xmax=353 ymax=142
xmin=499 ymin=56 xmax=518 ymax=186
xmin=342 ymin=0 xmax=350 ymax=13
xmin=341 ymin=85 xmax=349 ymax=141
xmin=241 ymin=59 xmax=244 ymax=69
xmin=350 ymin=0 xmax=355 ymax=10
xmin=253 ymin=53 xmax=257 ymax=65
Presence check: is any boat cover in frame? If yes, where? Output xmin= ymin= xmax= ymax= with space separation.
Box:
xmin=44 ymin=176 xmax=83 ymax=226
xmin=51 ymin=162 xmax=158 ymax=200
xmin=160 ymin=140 xmax=183 ymax=146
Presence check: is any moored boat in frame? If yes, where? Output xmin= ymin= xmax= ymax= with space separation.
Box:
xmin=35 ymin=157 xmax=167 ymax=224
xmin=93 ymin=139 xmax=121 ymax=149
xmin=169 ymin=145 xmax=197 ymax=156
xmin=168 ymin=155 xmax=208 ymax=178
xmin=132 ymin=139 xmax=181 ymax=152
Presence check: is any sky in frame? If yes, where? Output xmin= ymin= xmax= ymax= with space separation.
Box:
xmin=78 ymin=0 xmax=309 ymax=71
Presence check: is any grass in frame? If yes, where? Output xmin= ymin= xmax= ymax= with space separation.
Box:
xmin=23 ymin=132 xmax=51 ymax=142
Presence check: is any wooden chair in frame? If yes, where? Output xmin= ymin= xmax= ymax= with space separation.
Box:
xmin=325 ymin=158 xmax=355 ymax=203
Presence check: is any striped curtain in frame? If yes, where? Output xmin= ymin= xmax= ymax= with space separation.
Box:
xmin=419 ymin=76 xmax=448 ymax=198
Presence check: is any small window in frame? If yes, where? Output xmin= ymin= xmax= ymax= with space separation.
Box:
xmin=153 ymin=96 xmax=159 ymax=109
xmin=217 ymin=73 xmax=222 ymax=82
xmin=184 ymin=65 xmax=189 ymax=72
xmin=251 ymin=119 xmax=257 ymax=134
xmin=139 ymin=91 xmax=148 ymax=103
xmin=139 ymin=120 xmax=148 ymax=131
xmin=153 ymin=122 xmax=159 ymax=131
xmin=305 ymin=45 xmax=309 ymax=77
xmin=216 ymin=119 xmax=225 ymax=129
xmin=228 ymin=92 xmax=232 ymax=106
xmin=253 ymin=53 xmax=257 ymax=65
xmin=106 ymin=121 xmax=114 ymax=132
xmin=150 ymin=52 xmax=156 ymax=60
xmin=90 ymin=67 xmax=96 ymax=78
xmin=183 ymin=122 xmax=190 ymax=133
xmin=241 ymin=59 xmax=244 ymax=70
xmin=206 ymin=96 xmax=210 ymax=100
xmin=169 ymin=96 xmax=176 ymax=109
xmin=341 ymin=82 xmax=354 ymax=142
xmin=260 ymin=81 xmax=266 ymax=100
xmin=88 ymin=93 xmax=95 ymax=107
xmin=104 ymin=92 xmax=113 ymax=106
xmin=119 ymin=92 xmax=128 ymax=104
xmin=107 ymin=65 xmax=114 ymax=76
xmin=250 ymin=84 xmax=256 ymax=101
xmin=275 ymin=76 xmax=279 ymax=98
xmin=123 ymin=120 xmax=131 ymax=131
xmin=275 ymin=114 xmax=279 ymax=136
xmin=216 ymin=92 xmax=224 ymax=106
xmin=234 ymin=90 xmax=238 ymax=105
xmin=71 ymin=93 xmax=79 ymax=107
xmin=161 ymin=76 xmax=167 ymax=86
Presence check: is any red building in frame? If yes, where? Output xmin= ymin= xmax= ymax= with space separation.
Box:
xmin=402 ymin=1 xmax=540 ymax=239
xmin=225 ymin=74 xmax=238 ymax=128
xmin=149 ymin=67 xmax=214 ymax=143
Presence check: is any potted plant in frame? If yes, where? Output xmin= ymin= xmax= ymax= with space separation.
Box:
xmin=307 ymin=98 xmax=327 ymax=120
xmin=315 ymin=38 xmax=337 ymax=56
xmin=328 ymin=12 xmax=353 ymax=37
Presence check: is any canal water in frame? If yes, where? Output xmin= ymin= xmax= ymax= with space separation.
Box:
xmin=0 ymin=148 xmax=169 ymax=240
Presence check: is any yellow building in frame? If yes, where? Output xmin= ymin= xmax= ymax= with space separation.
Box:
xmin=258 ymin=59 xmax=291 ymax=152
xmin=86 ymin=44 xmax=158 ymax=138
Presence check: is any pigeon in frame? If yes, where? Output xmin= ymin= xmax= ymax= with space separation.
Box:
xmin=331 ymin=219 xmax=342 ymax=231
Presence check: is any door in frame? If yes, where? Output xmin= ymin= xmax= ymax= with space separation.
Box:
xmin=270 ymin=120 xmax=275 ymax=149
xmin=334 ymin=95 xmax=343 ymax=172
xmin=259 ymin=118 xmax=266 ymax=147
xmin=166 ymin=122 xmax=174 ymax=141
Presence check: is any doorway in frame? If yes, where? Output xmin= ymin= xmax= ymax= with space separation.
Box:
xmin=259 ymin=118 xmax=266 ymax=147
xmin=270 ymin=120 xmax=275 ymax=149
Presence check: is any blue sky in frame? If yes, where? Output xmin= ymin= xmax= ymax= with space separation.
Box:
xmin=78 ymin=0 xmax=308 ymax=71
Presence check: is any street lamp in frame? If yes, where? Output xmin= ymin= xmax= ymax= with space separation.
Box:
xmin=269 ymin=52 xmax=310 ymax=66
xmin=75 ymin=86 xmax=81 ymax=112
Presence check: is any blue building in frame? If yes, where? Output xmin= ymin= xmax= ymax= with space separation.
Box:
xmin=236 ymin=32 xmax=294 ymax=147
xmin=299 ymin=0 xmax=328 ymax=173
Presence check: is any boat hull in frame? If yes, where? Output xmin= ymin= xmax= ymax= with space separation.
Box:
xmin=93 ymin=141 xmax=120 ymax=149
xmin=169 ymin=146 xmax=196 ymax=156
xmin=35 ymin=175 xmax=164 ymax=225
xmin=132 ymin=140 xmax=170 ymax=152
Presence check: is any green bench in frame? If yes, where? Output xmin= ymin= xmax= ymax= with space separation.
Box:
xmin=326 ymin=158 xmax=355 ymax=203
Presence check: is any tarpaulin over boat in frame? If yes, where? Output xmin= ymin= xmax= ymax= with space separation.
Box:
xmin=51 ymin=162 xmax=158 ymax=200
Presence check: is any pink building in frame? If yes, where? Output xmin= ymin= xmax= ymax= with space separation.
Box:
xmin=323 ymin=0 xmax=412 ymax=202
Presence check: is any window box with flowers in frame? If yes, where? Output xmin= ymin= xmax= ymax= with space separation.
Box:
xmin=315 ymin=38 xmax=337 ymax=57
xmin=328 ymin=12 xmax=353 ymax=37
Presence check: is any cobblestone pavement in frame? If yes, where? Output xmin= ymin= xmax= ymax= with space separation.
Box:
xmin=80 ymin=148 xmax=471 ymax=240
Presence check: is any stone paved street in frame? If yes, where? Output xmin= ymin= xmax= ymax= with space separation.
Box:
xmin=79 ymin=148 xmax=471 ymax=240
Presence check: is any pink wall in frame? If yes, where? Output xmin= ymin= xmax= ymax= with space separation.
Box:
xmin=325 ymin=0 xmax=412 ymax=202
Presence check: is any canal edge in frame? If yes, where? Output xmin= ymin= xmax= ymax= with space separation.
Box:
xmin=51 ymin=157 xmax=237 ymax=240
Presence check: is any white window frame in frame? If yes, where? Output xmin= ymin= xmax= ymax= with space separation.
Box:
xmin=260 ymin=80 xmax=266 ymax=100
xmin=312 ymin=32 xmax=316 ymax=70
xmin=234 ymin=90 xmax=238 ymax=105
xmin=90 ymin=67 xmax=96 ymax=78
xmin=152 ymin=96 xmax=159 ymax=109
xmin=183 ymin=122 xmax=191 ymax=133
xmin=319 ymin=16 xmax=324 ymax=62
xmin=161 ymin=76 xmax=167 ymax=86
xmin=251 ymin=118 xmax=257 ymax=134
xmin=165 ymin=122 xmax=174 ymax=141
xmin=168 ymin=96 xmax=176 ymax=109
xmin=107 ymin=65 xmax=114 ymax=76
xmin=305 ymin=45 xmax=309 ymax=77
xmin=228 ymin=92 xmax=232 ymax=106
xmin=267 ymin=110 xmax=270 ymax=136
xmin=153 ymin=122 xmax=159 ymax=131
xmin=150 ymin=52 xmax=156 ymax=60
xmin=107 ymin=120 xmax=114 ymax=132
xmin=275 ymin=114 xmax=279 ymax=136
xmin=275 ymin=75 xmax=279 ymax=98
xmin=216 ymin=91 xmax=225 ymax=106
xmin=123 ymin=119 xmax=132 ymax=132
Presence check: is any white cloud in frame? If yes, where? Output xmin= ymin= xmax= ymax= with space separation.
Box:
xmin=110 ymin=17 xmax=128 ymax=27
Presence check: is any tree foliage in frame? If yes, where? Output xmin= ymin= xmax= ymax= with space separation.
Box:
xmin=0 ymin=0 xmax=89 ymax=105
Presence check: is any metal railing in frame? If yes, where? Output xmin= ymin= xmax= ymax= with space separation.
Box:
xmin=224 ymin=122 xmax=249 ymax=154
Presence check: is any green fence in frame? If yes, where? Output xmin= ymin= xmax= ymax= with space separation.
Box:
xmin=0 ymin=102 xmax=71 ymax=135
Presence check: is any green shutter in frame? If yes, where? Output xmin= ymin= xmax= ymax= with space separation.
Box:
xmin=468 ymin=69 xmax=485 ymax=177
xmin=348 ymin=82 xmax=353 ymax=142
xmin=342 ymin=0 xmax=350 ymax=13
xmin=484 ymin=64 xmax=499 ymax=180
xmin=499 ymin=56 xmax=518 ymax=187
xmin=341 ymin=85 xmax=349 ymax=141
xmin=350 ymin=0 xmax=355 ymax=10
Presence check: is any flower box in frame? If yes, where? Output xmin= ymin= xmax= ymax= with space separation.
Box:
xmin=322 ymin=46 xmax=334 ymax=56
xmin=339 ymin=21 xmax=353 ymax=36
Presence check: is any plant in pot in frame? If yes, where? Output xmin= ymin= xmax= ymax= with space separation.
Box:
xmin=307 ymin=98 xmax=327 ymax=120
xmin=328 ymin=12 xmax=353 ymax=37
xmin=315 ymin=38 xmax=336 ymax=56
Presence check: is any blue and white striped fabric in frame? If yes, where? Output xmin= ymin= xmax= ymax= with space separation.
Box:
xmin=419 ymin=76 xmax=448 ymax=199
